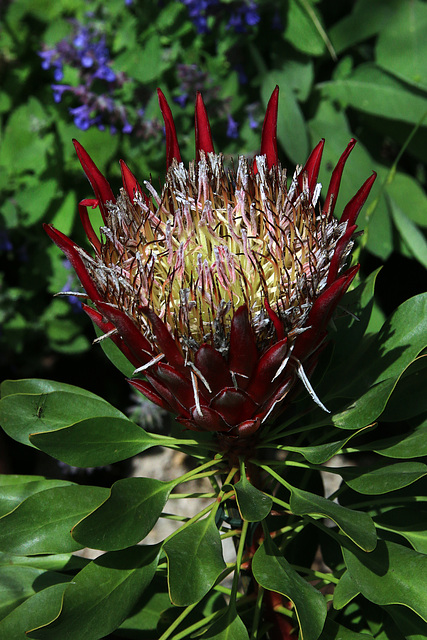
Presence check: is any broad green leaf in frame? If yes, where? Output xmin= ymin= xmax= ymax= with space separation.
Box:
xmin=284 ymin=0 xmax=325 ymax=56
xmin=289 ymin=486 xmax=376 ymax=551
xmin=72 ymin=477 xmax=174 ymax=551
xmin=204 ymin=605 xmax=249 ymax=640
xmin=388 ymin=195 xmax=427 ymax=268
xmin=319 ymin=64 xmax=427 ymax=126
xmin=0 ymin=476 xmax=71 ymax=517
xmin=233 ymin=475 xmax=272 ymax=522
xmin=333 ymin=571 xmax=360 ymax=610
xmin=329 ymin=0 xmax=401 ymax=54
xmin=28 ymin=545 xmax=161 ymax=640
xmin=284 ymin=425 xmax=374 ymax=464
xmin=381 ymin=356 xmax=427 ymax=423
xmin=29 ymin=417 xmax=165 ymax=467
xmin=0 ymin=552 xmax=87 ymax=572
xmin=319 ymin=618 xmax=373 ymax=640
xmin=341 ymin=462 xmax=427 ymax=495
xmin=376 ymin=0 xmax=427 ymax=91
xmin=333 ymin=293 xmax=427 ymax=429
xmin=374 ymin=507 xmax=427 ymax=554
xmin=0 ymin=484 xmax=108 ymax=554
xmin=164 ymin=517 xmax=226 ymax=606
xmin=0 ymin=379 xmax=127 ymax=447
xmin=343 ymin=540 xmax=427 ymax=621
xmin=252 ymin=539 xmax=327 ymax=640
xmin=0 ymin=583 xmax=67 ymax=639
xmin=386 ymin=605 xmax=427 ymax=640
xmin=0 ymin=566 xmax=69 ymax=620
xmin=261 ymin=73 xmax=309 ymax=163
xmin=116 ymin=576 xmax=172 ymax=635
xmin=387 ymin=172 xmax=427 ymax=229
xmin=373 ymin=418 xmax=427 ymax=459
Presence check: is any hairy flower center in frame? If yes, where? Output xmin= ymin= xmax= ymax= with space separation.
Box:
xmin=93 ymin=153 xmax=349 ymax=355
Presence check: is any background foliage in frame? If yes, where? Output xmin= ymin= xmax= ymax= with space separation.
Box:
xmin=0 ymin=0 xmax=426 ymax=638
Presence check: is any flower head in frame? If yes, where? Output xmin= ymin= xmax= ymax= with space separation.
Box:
xmin=44 ymin=87 xmax=375 ymax=441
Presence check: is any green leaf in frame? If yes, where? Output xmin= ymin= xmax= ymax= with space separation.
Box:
xmin=386 ymin=605 xmax=427 ymax=640
xmin=0 ymin=566 xmax=69 ymax=620
xmin=329 ymin=0 xmax=401 ymax=54
xmin=332 ymin=293 xmax=427 ymax=429
xmin=164 ymin=517 xmax=226 ymax=606
xmin=374 ymin=507 xmax=427 ymax=554
xmin=233 ymin=475 xmax=272 ymax=522
xmin=319 ymin=618 xmax=374 ymax=640
xmin=284 ymin=0 xmax=325 ymax=56
xmin=319 ymin=64 xmax=427 ymax=126
xmin=341 ymin=462 xmax=427 ymax=495
xmin=289 ymin=486 xmax=376 ymax=551
xmin=72 ymin=477 xmax=175 ymax=551
xmin=28 ymin=545 xmax=161 ymax=640
xmin=261 ymin=73 xmax=309 ymax=163
xmin=387 ymin=171 xmax=427 ymax=229
xmin=0 ymin=476 xmax=71 ymax=517
xmin=284 ymin=426 xmax=374 ymax=464
xmin=29 ymin=418 xmax=165 ymax=467
xmin=333 ymin=571 xmax=360 ymax=610
xmin=252 ymin=538 xmax=327 ymax=640
xmin=343 ymin=540 xmax=427 ymax=622
xmin=387 ymin=194 xmax=427 ymax=268
xmin=0 ymin=552 xmax=87 ymax=572
xmin=0 ymin=378 xmax=128 ymax=447
xmin=375 ymin=418 xmax=427 ymax=459
xmin=0 ymin=583 xmax=67 ymax=639
xmin=376 ymin=0 xmax=427 ymax=91
xmin=204 ymin=605 xmax=249 ymax=640
xmin=93 ymin=323 xmax=135 ymax=378
xmin=380 ymin=356 xmax=427 ymax=423
xmin=0 ymin=484 xmax=108 ymax=554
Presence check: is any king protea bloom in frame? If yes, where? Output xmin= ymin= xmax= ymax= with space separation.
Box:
xmin=44 ymin=87 xmax=375 ymax=439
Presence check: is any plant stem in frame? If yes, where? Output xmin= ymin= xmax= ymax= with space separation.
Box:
xmin=250 ymin=585 xmax=264 ymax=640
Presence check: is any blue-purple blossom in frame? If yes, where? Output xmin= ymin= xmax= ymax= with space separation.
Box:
xmin=226 ymin=113 xmax=239 ymax=139
xmin=0 ymin=229 xmax=13 ymax=253
xmin=180 ymin=0 xmax=259 ymax=34
xmin=61 ymin=259 xmax=83 ymax=312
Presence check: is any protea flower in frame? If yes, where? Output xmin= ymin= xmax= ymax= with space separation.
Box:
xmin=44 ymin=87 xmax=375 ymax=442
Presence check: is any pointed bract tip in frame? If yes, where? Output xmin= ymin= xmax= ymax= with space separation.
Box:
xmin=195 ymin=91 xmax=214 ymax=162
xmin=157 ymin=88 xmax=182 ymax=168
xmin=259 ymin=86 xmax=279 ymax=171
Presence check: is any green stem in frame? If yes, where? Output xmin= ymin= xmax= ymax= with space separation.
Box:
xmin=169 ymin=492 xmax=216 ymax=499
xmin=172 ymin=456 xmax=224 ymax=486
xmin=291 ymin=564 xmax=339 ymax=584
xmin=250 ymin=585 xmax=265 ymax=640
xmin=230 ymin=519 xmax=249 ymax=606
xmin=158 ymin=602 xmax=198 ymax=640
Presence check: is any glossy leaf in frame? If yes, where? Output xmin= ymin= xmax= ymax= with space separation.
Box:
xmin=204 ymin=605 xmax=249 ymax=640
xmin=93 ymin=322 xmax=135 ymax=378
xmin=343 ymin=540 xmax=427 ymax=621
xmin=0 ymin=378 xmax=128 ymax=447
xmin=164 ymin=517 xmax=226 ymax=606
xmin=0 ymin=566 xmax=69 ymax=620
xmin=332 ymin=293 xmax=427 ymax=429
xmin=0 ymin=552 xmax=87 ymax=572
xmin=341 ymin=462 xmax=427 ymax=494
xmin=374 ymin=507 xmax=427 ymax=553
xmin=0 ymin=484 xmax=108 ymax=554
xmin=284 ymin=425 xmax=373 ymax=464
xmin=386 ymin=604 xmax=427 ymax=640
xmin=289 ymin=486 xmax=376 ymax=551
xmin=0 ymin=583 xmax=67 ymax=639
xmin=319 ymin=618 xmax=373 ymax=640
xmin=374 ymin=418 xmax=427 ymax=459
xmin=0 ymin=475 xmax=71 ymax=518
xmin=28 ymin=545 xmax=161 ymax=640
xmin=72 ymin=477 xmax=175 ymax=551
xmin=29 ymin=417 xmax=166 ymax=467
xmin=233 ymin=475 xmax=272 ymax=522
xmin=333 ymin=571 xmax=360 ymax=610
xmin=252 ymin=538 xmax=327 ymax=640
xmin=380 ymin=356 xmax=427 ymax=423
